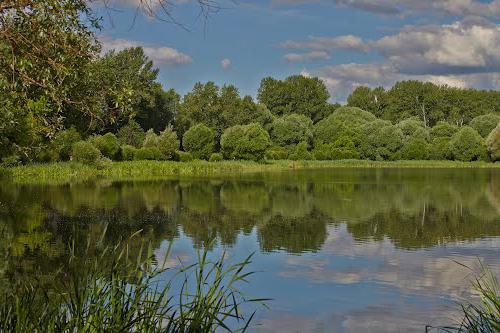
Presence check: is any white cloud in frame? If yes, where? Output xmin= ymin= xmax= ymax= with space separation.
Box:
xmin=280 ymin=34 xmax=369 ymax=53
xmin=283 ymin=50 xmax=330 ymax=62
xmin=221 ymin=58 xmax=232 ymax=70
xmin=101 ymin=38 xmax=193 ymax=66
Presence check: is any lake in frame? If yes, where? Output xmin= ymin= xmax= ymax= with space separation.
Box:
xmin=1 ymin=168 xmax=499 ymax=332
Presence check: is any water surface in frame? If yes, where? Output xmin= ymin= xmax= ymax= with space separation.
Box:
xmin=1 ymin=168 xmax=499 ymax=332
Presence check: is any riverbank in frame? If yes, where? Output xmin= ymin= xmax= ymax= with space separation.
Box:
xmin=3 ymin=159 xmax=499 ymax=185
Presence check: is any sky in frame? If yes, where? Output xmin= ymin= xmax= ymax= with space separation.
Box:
xmin=97 ymin=0 xmax=500 ymax=102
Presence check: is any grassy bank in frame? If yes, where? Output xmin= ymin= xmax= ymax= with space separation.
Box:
xmin=5 ymin=159 xmax=500 ymax=185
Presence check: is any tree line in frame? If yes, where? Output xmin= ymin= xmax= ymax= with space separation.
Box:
xmin=1 ymin=0 xmax=499 ymax=165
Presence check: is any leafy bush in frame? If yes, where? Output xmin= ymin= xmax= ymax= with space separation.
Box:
xmin=117 ymin=120 xmax=145 ymax=148
xmin=289 ymin=142 xmax=312 ymax=160
xmin=361 ymin=124 xmax=404 ymax=160
xmin=412 ymin=127 xmax=430 ymax=142
xmin=0 ymin=166 xmax=12 ymax=178
xmin=313 ymin=107 xmax=372 ymax=146
xmin=88 ymin=133 xmax=120 ymax=159
xmin=399 ymin=137 xmax=430 ymax=160
xmin=95 ymin=157 xmax=113 ymax=170
xmin=486 ymin=122 xmax=500 ymax=162
xmin=72 ymin=141 xmax=101 ymax=165
xmin=470 ymin=113 xmax=500 ymax=138
xmin=396 ymin=117 xmax=425 ymax=138
xmin=270 ymin=113 xmax=313 ymax=147
xmin=121 ymin=145 xmax=137 ymax=161
xmin=430 ymin=121 xmax=459 ymax=139
xmin=265 ymin=145 xmax=289 ymax=160
xmin=221 ymin=123 xmax=271 ymax=161
xmin=429 ymin=137 xmax=452 ymax=160
xmin=178 ymin=151 xmax=193 ymax=162
xmin=158 ymin=127 xmax=180 ymax=160
xmin=183 ymin=124 xmax=215 ymax=160
xmin=312 ymin=137 xmax=360 ymax=160
xmin=209 ymin=153 xmax=223 ymax=162
xmin=134 ymin=147 xmax=162 ymax=161
xmin=1 ymin=155 xmax=22 ymax=167
xmin=143 ymin=129 xmax=160 ymax=148
xmin=49 ymin=127 xmax=81 ymax=161
xmin=449 ymin=126 xmax=487 ymax=162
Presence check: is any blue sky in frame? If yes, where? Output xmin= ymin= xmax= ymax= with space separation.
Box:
xmin=97 ymin=0 xmax=500 ymax=102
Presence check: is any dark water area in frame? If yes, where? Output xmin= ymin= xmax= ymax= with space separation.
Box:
xmin=1 ymin=168 xmax=499 ymax=332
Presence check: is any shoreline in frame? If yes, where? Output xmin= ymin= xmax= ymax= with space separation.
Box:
xmin=5 ymin=160 xmax=500 ymax=185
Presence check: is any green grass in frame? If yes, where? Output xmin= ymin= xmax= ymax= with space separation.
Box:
xmin=0 ymin=231 xmax=266 ymax=332
xmin=6 ymin=159 xmax=500 ymax=185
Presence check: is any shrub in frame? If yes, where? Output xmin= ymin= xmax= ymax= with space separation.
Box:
xmin=312 ymin=144 xmax=332 ymax=160
xmin=289 ymin=142 xmax=312 ymax=160
xmin=158 ymin=126 xmax=180 ymax=160
xmin=72 ymin=141 xmax=101 ymax=165
xmin=178 ymin=151 xmax=193 ymax=162
xmin=117 ymin=120 xmax=145 ymax=148
xmin=361 ymin=124 xmax=403 ymax=160
xmin=143 ymin=129 xmax=160 ymax=148
xmin=95 ymin=157 xmax=113 ymax=170
xmin=49 ymin=127 xmax=81 ymax=161
xmin=209 ymin=153 xmax=223 ymax=162
xmin=470 ymin=113 xmax=500 ymax=138
xmin=312 ymin=139 xmax=359 ymax=160
xmin=449 ymin=126 xmax=487 ymax=162
xmin=121 ymin=145 xmax=137 ymax=161
xmin=486 ymin=122 xmax=500 ymax=162
xmin=313 ymin=107 xmax=372 ymax=147
xmin=221 ymin=123 xmax=271 ymax=161
xmin=88 ymin=133 xmax=120 ymax=159
xmin=429 ymin=137 xmax=452 ymax=160
xmin=396 ymin=118 xmax=425 ymax=138
xmin=430 ymin=121 xmax=459 ymax=139
xmin=134 ymin=147 xmax=162 ymax=161
xmin=183 ymin=124 xmax=215 ymax=160
xmin=265 ymin=145 xmax=289 ymax=160
xmin=399 ymin=137 xmax=430 ymax=160
xmin=412 ymin=127 xmax=430 ymax=142
xmin=270 ymin=113 xmax=313 ymax=147
xmin=0 ymin=166 xmax=12 ymax=178
xmin=1 ymin=155 xmax=22 ymax=167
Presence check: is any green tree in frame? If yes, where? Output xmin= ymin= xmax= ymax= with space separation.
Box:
xmin=88 ymin=133 xmax=120 ymax=159
xmin=72 ymin=141 xmax=101 ymax=165
xmin=469 ymin=113 xmax=500 ymax=138
xmin=399 ymin=137 xmax=430 ymax=160
xmin=347 ymin=86 xmax=387 ymax=117
xmin=182 ymin=124 xmax=215 ymax=160
xmin=48 ymin=128 xmax=82 ymax=161
xmin=486 ymin=122 xmax=500 ymax=162
xmin=270 ymin=114 xmax=313 ymax=147
xmin=449 ymin=127 xmax=487 ymax=162
xmin=257 ymin=75 xmax=330 ymax=122
xmin=221 ymin=123 xmax=271 ymax=161
xmin=430 ymin=121 xmax=459 ymax=139
xmin=157 ymin=126 xmax=179 ymax=160
xmin=136 ymin=86 xmax=180 ymax=133
xmin=117 ymin=120 xmax=145 ymax=148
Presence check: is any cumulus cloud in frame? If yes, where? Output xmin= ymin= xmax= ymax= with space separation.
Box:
xmin=283 ymin=50 xmax=330 ymax=62
xmin=280 ymin=34 xmax=368 ymax=53
xmin=375 ymin=19 xmax=500 ymax=75
xmin=271 ymin=0 xmax=500 ymax=18
xmin=221 ymin=58 xmax=232 ymax=70
xmin=101 ymin=38 xmax=193 ymax=66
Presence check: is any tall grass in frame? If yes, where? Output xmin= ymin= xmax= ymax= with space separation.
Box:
xmin=8 ymin=159 xmax=500 ymax=185
xmin=0 ymin=231 xmax=267 ymax=332
xmin=427 ymin=262 xmax=499 ymax=333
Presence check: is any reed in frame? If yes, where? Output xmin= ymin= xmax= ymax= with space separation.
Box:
xmin=0 ymin=230 xmax=267 ymax=332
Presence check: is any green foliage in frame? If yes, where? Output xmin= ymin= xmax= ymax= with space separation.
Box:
xmin=257 ymin=75 xmax=331 ymax=122
xmin=117 ymin=120 xmax=145 ymax=148
xmin=136 ymin=87 xmax=180 ymax=133
xmin=486 ymin=122 xmax=500 ymax=162
xmin=429 ymin=137 xmax=453 ymax=160
xmin=270 ymin=113 xmax=313 ymax=147
xmin=182 ymin=124 xmax=215 ymax=160
xmin=48 ymin=128 xmax=82 ymax=161
xmin=312 ymin=136 xmax=360 ymax=160
xmin=178 ymin=151 xmax=193 ymax=162
xmin=396 ymin=117 xmax=426 ymax=141
xmin=470 ymin=113 xmax=500 ymax=138
xmin=430 ymin=121 xmax=460 ymax=139
xmin=88 ymin=133 xmax=120 ymax=159
xmin=134 ymin=147 xmax=162 ymax=161
xmin=347 ymin=86 xmax=387 ymax=117
xmin=121 ymin=145 xmax=137 ymax=161
xmin=72 ymin=141 xmax=101 ymax=165
xmin=157 ymin=127 xmax=180 ymax=160
xmin=209 ymin=153 xmax=223 ymax=162
xmin=449 ymin=127 xmax=487 ymax=162
xmin=289 ymin=142 xmax=313 ymax=160
xmin=265 ymin=146 xmax=289 ymax=160
xmin=221 ymin=123 xmax=271 ymax=161
xmin=399 ymin=137 xmax=430 ymax=160
xmin=361 ymin=123 xmax=404 ymax=160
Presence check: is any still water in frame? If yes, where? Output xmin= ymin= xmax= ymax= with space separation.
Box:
xmin=1 ymin=168 xmax=499 ymax=332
